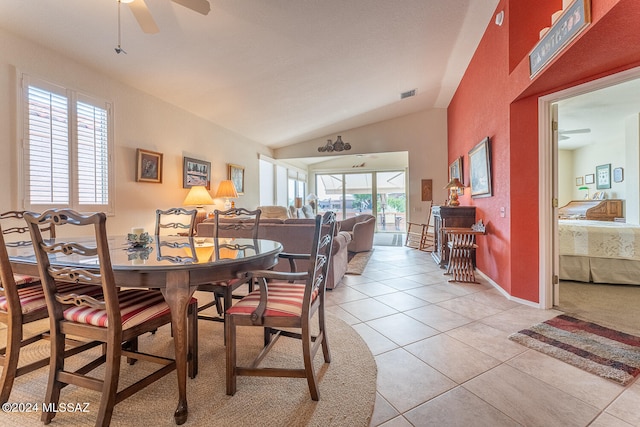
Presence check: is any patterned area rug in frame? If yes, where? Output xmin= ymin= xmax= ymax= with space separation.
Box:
xmin=346 ymin=250 xmax=373 ymax=275
xmin=509 ymin=314 xmax=640 ymax=385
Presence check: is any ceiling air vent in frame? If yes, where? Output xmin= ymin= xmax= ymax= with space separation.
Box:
xmin=400 ymin=89 xmax=416 ymax=99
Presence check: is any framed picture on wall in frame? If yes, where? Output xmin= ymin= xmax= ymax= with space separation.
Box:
xmin=448 ymin=157 xmax=463 ymax=195
xmin=228 ymin=164 xmax=245 ymax=195
xmin=576 ymin=176 xmax=583 ymax=186
xmin=136 ymin=148 xmax=163 ymax=183
xmin=468 ymin=137 xmax=492 ymax=198
xmin=183 ymin=157 xmax=211 ymax=189
xmin=585 ymin=173 xmax=595 ymax=185
xmin=613 ymin=167 xmax=624 ymax=183
xmin=596 ymin=163 xmax=611 ymax=189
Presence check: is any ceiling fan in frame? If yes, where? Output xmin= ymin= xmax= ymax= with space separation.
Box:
xmin=122 ymin=0 xmax=211 ymax=34
xmin=558 ymin=128 xmax=591 ymax=140
xmin=115 ymin=0 xmax=210 ymax=53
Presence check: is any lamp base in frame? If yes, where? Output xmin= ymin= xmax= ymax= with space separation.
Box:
xmin=224 ymin=199 xmax=232 ymax=210
xmin=449 ymin=189 xmax=460 ymax=206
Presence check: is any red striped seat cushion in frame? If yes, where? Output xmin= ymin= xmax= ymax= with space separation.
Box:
xmin=0 ymin=282 xmax=101 ymax=315
xmin=226 ymin=282 xmax=317 ymax=318
xmin=12 ymin=274 xmax=40 ymax=287
xmin=63 ymin=289 xmax=196 ymax=329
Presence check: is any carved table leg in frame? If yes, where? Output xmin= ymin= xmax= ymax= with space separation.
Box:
xmin=162 ymin=270 xmax=195 ymax=425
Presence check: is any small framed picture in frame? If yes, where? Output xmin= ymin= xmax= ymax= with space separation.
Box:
xmin=596 ymin=163 xmax=611 ymax=189
xmin=228 ymin=164 xmax=245 ymax=195
xmin=584 ymin=173 xmax=595 ymax=185
xmin=183 ymin=157 xmax=211 ymax=189
xmin=613 ymin=167 xmax=624 ymax=183
xmin=136 ymin=148 xmax=163 ymax=183
xmin=575 ymin=176 xmax=583 ymax=186
xmin=448 ymin=157 xmax=463 ymax=195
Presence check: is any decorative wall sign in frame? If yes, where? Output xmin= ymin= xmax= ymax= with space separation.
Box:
xmin=529 ymin=0 xmax=591 ymax=78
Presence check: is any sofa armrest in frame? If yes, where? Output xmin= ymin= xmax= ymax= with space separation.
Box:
xmin=348 ymin=217 xmax=375 ymax=253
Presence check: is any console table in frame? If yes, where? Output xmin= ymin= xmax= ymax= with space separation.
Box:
xmin=431 ymin=206 xmax=476 ymax=268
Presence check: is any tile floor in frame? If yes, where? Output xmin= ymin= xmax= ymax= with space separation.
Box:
xmin=325 ymin=243 xmax=640 ymax=427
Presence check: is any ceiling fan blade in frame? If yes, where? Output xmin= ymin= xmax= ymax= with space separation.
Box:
xmin=128 ymin=0 xmax=159 ymax=34
xmin=559 ymin=128 xmax=591 ymax=135
xmin=172 ymin=0 xmax=211 ymax=15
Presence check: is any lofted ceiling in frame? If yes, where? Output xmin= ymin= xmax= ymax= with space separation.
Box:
xmin=0 ymin=0 xmax=499 ymax=149
xmin=557 ymin=77 xmax=640 ymax=151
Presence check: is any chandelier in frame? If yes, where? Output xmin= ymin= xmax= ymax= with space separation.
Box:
xmin=318 ymin=135 xmax=351 ymax=153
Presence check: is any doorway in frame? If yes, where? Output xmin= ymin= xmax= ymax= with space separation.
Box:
xmin=539 ymin=67 xmax=640 ymax=309
xmin=315 ymin=170 xmax=406 ymax=232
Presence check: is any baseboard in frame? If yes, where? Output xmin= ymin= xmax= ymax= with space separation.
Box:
xmin=476 ymin=269 xmax=542 ymax=308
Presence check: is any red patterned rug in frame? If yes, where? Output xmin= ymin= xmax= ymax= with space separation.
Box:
xmin=509 ymin=314 xmax=640 ymax=385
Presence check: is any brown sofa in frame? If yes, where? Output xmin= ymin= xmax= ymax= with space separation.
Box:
xmin=197 ymin=218 xmax=351 ymax=289
xmin=339 ymin=214 xmax=376 ymax=253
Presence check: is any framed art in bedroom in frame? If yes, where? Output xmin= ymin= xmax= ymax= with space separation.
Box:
xmin=585 ymin=173 xmax=595 ymax=185
xmin=596 ymin=163 xmax=611 ymax=189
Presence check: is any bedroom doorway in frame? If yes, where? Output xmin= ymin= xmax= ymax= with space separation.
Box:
xmin=539 ymin=67 xmax=640 ymax=309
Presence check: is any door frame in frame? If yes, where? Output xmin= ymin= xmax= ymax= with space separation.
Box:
xmin=538 ymin=66 xmax=640 ymax=309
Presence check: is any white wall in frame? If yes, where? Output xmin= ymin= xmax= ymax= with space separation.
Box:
xmin=557 ymin=149 xmax=575 ymax=206
xmin=625 ymin=114 xmax=640 ymax=223
xmin=0 ymin=28 xmax=272 ymax=234
xmin=273 ymin=109 xmax=448 ymax=224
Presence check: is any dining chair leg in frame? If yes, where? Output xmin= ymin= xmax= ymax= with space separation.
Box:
xmin=301 ymin=322 xmax=319 ymax=401
xmin=225 ymin=317 xmax=237 ymax=396
xmin=95 ymin=338 xmax=120 ymax=427
xmin=0 ymin=323 xmax=22 ymax=404
xmin=42 ymin=333 xmax=65 ymax=425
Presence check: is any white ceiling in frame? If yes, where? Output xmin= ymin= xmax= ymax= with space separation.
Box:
xmin=557 ymin=77 xmax=640 ymax=150
xmin=0 ymin=0 xmax=499 ymax=149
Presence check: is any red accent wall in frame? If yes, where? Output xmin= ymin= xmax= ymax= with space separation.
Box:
xmin=448 ymin=0 xmax=640 ymax=302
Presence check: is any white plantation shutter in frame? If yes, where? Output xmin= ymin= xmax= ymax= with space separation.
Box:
xmin=76 ymin=99 xmax=109 ymax=205
xmin=22 ymin=75 xmax=113 ymax=213
xmin=26 ymin=85 xmax=70 ymax=204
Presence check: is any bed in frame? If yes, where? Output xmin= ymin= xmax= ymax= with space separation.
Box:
xmin=559 ymin=219 xmax=640 ymax=285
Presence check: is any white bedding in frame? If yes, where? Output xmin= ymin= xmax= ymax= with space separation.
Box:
xmin=558 ymin=219 xmax=640 ymax=260
xmin=558 ymin=220 xmax=640 ymax=284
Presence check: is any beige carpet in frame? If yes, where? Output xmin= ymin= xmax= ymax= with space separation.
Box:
xmin=1 ymin=314 xmax=376 ymax=427
xmin=346 ymin=250 xmax=373 ymax=275
xmin=557 ymin=281 xmax=640 ymax=336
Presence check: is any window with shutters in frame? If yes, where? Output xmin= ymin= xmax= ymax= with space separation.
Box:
xmin=21 ymin=75 xmax=114 ymax=214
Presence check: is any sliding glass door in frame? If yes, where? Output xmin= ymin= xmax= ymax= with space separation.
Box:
xmin=316 ymin=171 xmax=405 ymax=231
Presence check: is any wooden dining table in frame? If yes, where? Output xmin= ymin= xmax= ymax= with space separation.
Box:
xmin=7 ymin=235 xmax=282 ymax=425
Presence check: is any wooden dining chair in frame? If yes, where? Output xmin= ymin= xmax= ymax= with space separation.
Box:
xmin=225 ymin=211 xmax=336 ymax=400
xmin=197 ymin=207 xmax=261 ymax=323
xmin=0 ymin=210 xmax=99 ymax=405
xmin=155 ymin=207 xmax=197 ymax=236
xmin=24 ymin=209 xmax=198 ymax=426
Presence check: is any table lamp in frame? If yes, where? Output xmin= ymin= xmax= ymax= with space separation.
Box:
xmin=183 ymin=185 xmax=214 ymax=224
xmin=215 ymin=180 xmax=238 ymax=210
xmin=444 ymin=177 xmax=463 ymax=206
xmin=578 ymin=186 xmax=590 ymax=199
